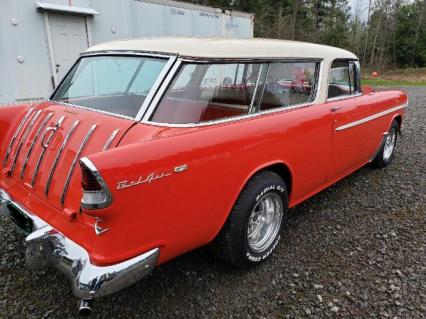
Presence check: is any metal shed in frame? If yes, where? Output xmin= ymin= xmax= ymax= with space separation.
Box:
xmin=0 ymin=0 xmax=253 ymax=105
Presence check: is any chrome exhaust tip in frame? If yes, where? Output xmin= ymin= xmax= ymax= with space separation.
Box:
xmin=78 ymin=299 xmax=93 ymax=317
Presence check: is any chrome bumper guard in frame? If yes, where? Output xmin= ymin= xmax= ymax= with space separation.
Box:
xmin=0 ymin=189 xmax=159 ymax=300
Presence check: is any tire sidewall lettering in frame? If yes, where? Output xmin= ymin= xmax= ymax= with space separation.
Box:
xmin=246 ymin=235 xmax=281 ymax=262
xmin=247 ymin=183 xmax=285 ymax=263
xmin=255 ymin=184 xmax=284 ymax=202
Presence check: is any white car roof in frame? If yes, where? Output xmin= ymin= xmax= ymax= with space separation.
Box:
xmin=86 ymin=37 xmax=358 ymax=60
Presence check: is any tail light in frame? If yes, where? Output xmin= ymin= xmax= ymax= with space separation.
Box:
xmin=80 ymin=157 xmax=112 ymax=210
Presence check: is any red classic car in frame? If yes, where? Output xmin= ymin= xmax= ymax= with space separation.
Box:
xmin=0 ymin=38 xmax=407 ymax=315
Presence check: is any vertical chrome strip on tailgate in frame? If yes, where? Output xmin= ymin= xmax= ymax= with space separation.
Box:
xmin=3 ymin=107 xmax=34 ymax=167
xmin=8 ymin=110 xmax=42 ymax=175
xmin=20 ymin=112 xmax=53 ymax=179
xmin=44 ymin=120 xmax=80 ymax=196
xmin=102 ymin=129 xmax=120 ymax=151
xmin=60 ymin=124 xmax=97 ymax=205
xmin=31 ymin=116 xmax=66 ymax=186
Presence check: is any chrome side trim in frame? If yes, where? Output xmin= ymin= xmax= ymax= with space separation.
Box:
xmin=20 ymin=113 xmax=53 ymax=179
xmin=135 ymin=55 xmax=178 ymax=121
xmin=45 ymin=120 xmax=80 ymax=196
xmin=8 ymin=110 xmax=42 ymax=175
xmin=335 ymin=103 xmax=407 ymax=131
xmin=48 ymin=100 xmax=135 ymax=121
xmin=94 ymin=217 xmax=110 ymax=236
xmin=3 ymin=107 xmax=34 ymax=167
xmin=60 ymin=124 xmax=97 ymax=204
xmin=327 ymin=92 xmax=362 ymax=102
xmin=248 ymin=64 xmax=264 ymax=113
xmin=31 ymin=116 xmax=66 ymax=186
xmin=102 ymin=129 xmax=119 ymax=151
xmin=142 ymin=58 xmax=183 ymax=121
xmin=80 ymin=50 xmax=173 ymax=59
xmin=0 ymin=189 xmax=159 ymax=300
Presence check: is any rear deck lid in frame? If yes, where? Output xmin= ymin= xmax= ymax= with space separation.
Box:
xmin=1 ymin=102 xmax=135 ymax=211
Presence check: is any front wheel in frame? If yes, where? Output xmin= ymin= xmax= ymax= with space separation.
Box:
xmin=373 ymin=120 xmax=399 ymax=168
xmin=213 ymin=171 xmax=288 ymax=268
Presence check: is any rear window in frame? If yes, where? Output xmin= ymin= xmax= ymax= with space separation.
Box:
xmin=151 ymin=62 xmax=267 ymax=124
xmin=51 ymin=56 xmax=167 ymax=118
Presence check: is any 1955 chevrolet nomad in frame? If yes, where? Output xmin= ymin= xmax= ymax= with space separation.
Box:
xmin=0 ymin=38 xmax=406 ymax=315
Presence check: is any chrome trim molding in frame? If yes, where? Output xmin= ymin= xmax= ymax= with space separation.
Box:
xmin=142 ymin=58 xmax=183 ymax=121
xmin=327 ymin=92 xmax=362 ymax=102
xmin=20 ymin=113 xmax=53 ymax=179
xmin=0 ymin=189 xmax=159 ymax=300
xmin=31 ymin=116 xmax=66 ymax=186
xmin=48 ymin=100 xmax=136 ymax=121
xmin=81 ymin=50 xmax=173 ymax=59
xmin=80 ymin=157 xmax=113 ymax=210
xmin=8 ymin=110 xmax=42 ymax=175
xmin=135 ymin=55 xmax=178 ymax=121
xmin=102 ymin=129 xmax=119 ymax=151
xmin=3 ymin=107 xmax=35 ymax=167
xmin=248 ymin=64 xmax=264 ymax=112
xmin=142 ymin=99 xmax=317 ymax=128
xmin=335 ymin=103 xmax=407 ymax=131
xmin=94 ymin=217 xmax=110 ymax=236
xmin=61 ymin=125 xmax=97 ymax=204
xmin=44 ymin=120 xmax=80 ymax=196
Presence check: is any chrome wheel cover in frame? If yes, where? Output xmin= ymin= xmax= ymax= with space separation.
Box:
xmin=247 ymin=193 xmax=283 ymax=253
xmin=383 ymin=129 xmax=396 ymax=161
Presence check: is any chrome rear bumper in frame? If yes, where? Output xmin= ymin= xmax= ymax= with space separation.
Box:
xmin=0 ymin=188 xmax=159 ymax=300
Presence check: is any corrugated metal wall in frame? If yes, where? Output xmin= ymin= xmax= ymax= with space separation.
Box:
xmin=0 ymin=0 xmax=253 ymax=105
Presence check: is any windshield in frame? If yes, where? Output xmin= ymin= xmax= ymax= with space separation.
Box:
xmin=51 ymin=56 xmax=167 ymax=119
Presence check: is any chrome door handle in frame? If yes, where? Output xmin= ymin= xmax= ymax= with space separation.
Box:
xmin=331 ymin=106 xmax=343 ymax=112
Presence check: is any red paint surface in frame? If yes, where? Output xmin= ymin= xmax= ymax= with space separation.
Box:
xmin=0 ymin=89 xmax=407 ymax=266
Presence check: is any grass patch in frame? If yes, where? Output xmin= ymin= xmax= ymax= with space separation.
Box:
xmin=362 ymin=78 xmax=426 ymax=86
xmin=362 ymin=67 xmax=426 ymax=86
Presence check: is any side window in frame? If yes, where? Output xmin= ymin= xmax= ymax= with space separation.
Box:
xmin=258 ymin=61 xmax=319 ymax=111
xmin=328 ymin=60 xmax=358 ymax=99
xmin=151 ymin=62 xmax=267 ymax=124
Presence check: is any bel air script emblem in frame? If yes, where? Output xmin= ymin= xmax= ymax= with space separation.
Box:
xmin=116 ymin=164 xmax=188 ymax=190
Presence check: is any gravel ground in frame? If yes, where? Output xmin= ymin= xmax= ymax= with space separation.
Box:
xmin=1 ymin=87 xmax=425 ymax=318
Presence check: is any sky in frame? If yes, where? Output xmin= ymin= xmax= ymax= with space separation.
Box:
xmin=349 ymin=0 xmax=374 ymax=20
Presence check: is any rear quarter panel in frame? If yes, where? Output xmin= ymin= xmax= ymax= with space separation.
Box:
xmin=85 ymin=102 xmax=332 ymax=265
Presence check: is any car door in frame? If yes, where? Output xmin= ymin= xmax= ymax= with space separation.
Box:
xmin=255 ymin=60 xmax=331 ymax=197
xmin=327 ymin=60 xmax=377 ymax=180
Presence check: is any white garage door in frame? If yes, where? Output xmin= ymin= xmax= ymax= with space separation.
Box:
xmin=49 ymin=14 xmax=89 ymax=83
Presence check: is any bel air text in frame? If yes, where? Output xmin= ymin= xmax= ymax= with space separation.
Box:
xmin=117 ymin=172 xmax=172 ymax=190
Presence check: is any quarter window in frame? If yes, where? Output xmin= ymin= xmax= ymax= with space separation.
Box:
xmin=258 ymin=62 xmax=319 ymax=111
xmin=151 ymin=62 xmax=266 ymax=124
xmin=328 ymin=60 xmax=358 ymax=99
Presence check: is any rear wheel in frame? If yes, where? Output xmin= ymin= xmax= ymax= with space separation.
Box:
xmin=373 ymin=120 xmax=399 ymax=168
xmin=213 ymin=171 xmax=288 ymax=268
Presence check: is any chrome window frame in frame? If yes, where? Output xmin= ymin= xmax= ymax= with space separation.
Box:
xmin=48 ymin=51 xmax=178 ymax=122
xmin=326 ymin=58 xmax=362 ymax=102
xmin=142 ymin=57 xmax=323 ymax=128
